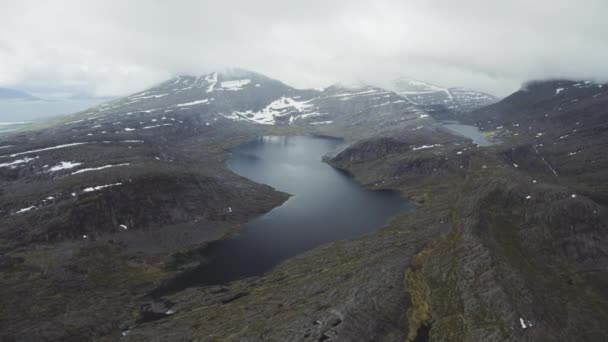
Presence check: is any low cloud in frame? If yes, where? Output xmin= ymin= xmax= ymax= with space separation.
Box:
xmin=1 ymin=0 xmax=607 ymax=98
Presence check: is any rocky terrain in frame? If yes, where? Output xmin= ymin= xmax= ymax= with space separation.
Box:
xmin=122 ymin=78 xmax=608 ymax=341
xmin=0 ymin=69 xmax=443 ymax=341
xmin=390 ymin=77 xmax=498 ymax=120
xmin=1 ymin=71 xmax=607 ymax=341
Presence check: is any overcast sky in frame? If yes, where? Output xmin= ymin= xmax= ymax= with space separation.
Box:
xmin=1 ymin=0 xmax=608 ymax=98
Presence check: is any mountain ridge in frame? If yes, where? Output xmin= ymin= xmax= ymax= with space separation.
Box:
xmin=390 ymin=77 xmax=498 ymax=119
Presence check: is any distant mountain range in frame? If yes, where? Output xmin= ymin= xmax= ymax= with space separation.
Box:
xmin=0 ymin=87 xmax=41 ymax=101
xmin=390 ymin=77 xmax=498 ymax=119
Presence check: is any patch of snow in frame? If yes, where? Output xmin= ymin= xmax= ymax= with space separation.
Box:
xmin=297 ymin=112 xmax=322 ymax=119
xmin=225 ymin=96 xmax=316 ymax=125
xmin=175 ymin=99 xmax=209 ymax=107
xmin=120 ymin=224 xmax=128 ymax=230
xmin=48 ymin=161 xmax=82 ymax=172
xmin=124 ymin=128 xmax=136 ymax=132
xmin=83 ymin=182 xmax=123 ymax=192
xmin=309 ymin=121 xmax=333 ymax=125
xmin=323 ymin=89 xmax=387 ymax=99
xmin=555 ymin=88 xmax=565 ymax=95
xmin=533 ymin=145 xmax=559 ymax=177
xmin=3 ymin=143 xmax=88 ymax=158
xmin=412 ymin=144 xmax=442 ymax=151
xmin=14 ymin=206 xmax=37 ymax=214
xmin=142 ymin=124 xmax=173 ymax=129
xmin=205 ymin=72 xmax=218 ymax=93
xmin=220 ymin=79 xmax=251 ymax=91
xmin=525 ymin=195 xmax=532 ymax=200
xmin=130 ymin=93 xmax=169 ymax=100
xmin=419 ymin=114 xmax=429 ymax=119
xmin=520 ymin=318 xmax=527 ymax=329
xmin=72 ymin=163 xmax=130 ymax=175
xmin=0 ymin=156 xmax=38 ymax=168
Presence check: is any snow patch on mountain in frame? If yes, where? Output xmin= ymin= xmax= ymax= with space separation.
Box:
xmin=220 ymin=79 xmax=251 ymax=91
xmin=83 ymin=182 xmax=123 ymax=193
xmin=0 ymin=156 xmax=38 ymax=168
xmin=71 ymin=163 xmax=130 ymax=175
xmin=175 ymin=99 xmax=209 ymax=107
xmin=3 ymin=143 xmax=88 ymax=158
xmin=48 ymin=161 xmax=82 ymax=172
xmin=205 ymin=73 xmax=218 ymax=93
xmin=223 ymin=96 xmax=316 ymax=125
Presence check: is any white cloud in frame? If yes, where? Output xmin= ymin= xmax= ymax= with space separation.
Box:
xmin=0 ymin=0 xmax=607 ymax=98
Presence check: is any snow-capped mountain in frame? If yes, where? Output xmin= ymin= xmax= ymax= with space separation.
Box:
xmin=0 ymin=69 xmax=436 ymax=246
xmin=72 ymin=69 xmax=431 ymax=139
xmin=390 ymin=77 xmax=498 ymax=119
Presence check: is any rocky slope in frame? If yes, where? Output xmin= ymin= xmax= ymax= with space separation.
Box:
xmin=391 ymin=77 xmax=498 ymax=120
xmin=121 ymin=78 xmax=608 ymax=341
xmin=327 ymin=79 xmax=608 ymax=341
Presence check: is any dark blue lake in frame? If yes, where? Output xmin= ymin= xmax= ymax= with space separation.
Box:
xmin=168 ymin=136 xmax=413 ymax=288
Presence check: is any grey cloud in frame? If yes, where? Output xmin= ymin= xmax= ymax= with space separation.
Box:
xmin=0 ymin=0 xmax=607 ymax=98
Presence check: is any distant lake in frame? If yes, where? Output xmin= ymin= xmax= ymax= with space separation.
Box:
xmin=441 ymin=121 xmax=496 ymax=146
xmin=161 ymin=136 xmax=413 ymax=291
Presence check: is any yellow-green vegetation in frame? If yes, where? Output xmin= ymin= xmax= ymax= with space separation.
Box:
xmin=405 ymin=262 xmax=431 ymax=341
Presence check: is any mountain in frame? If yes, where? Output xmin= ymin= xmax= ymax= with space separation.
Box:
xmin=390 ymin=77 xmax=498 ymax=119
xmin=0 ymin=69 xmax=453 ymax=341
xmin=0 ymin=87 xmax=40 ymax=101
xmin=324 ymin=78 xmax=608 ymax=341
